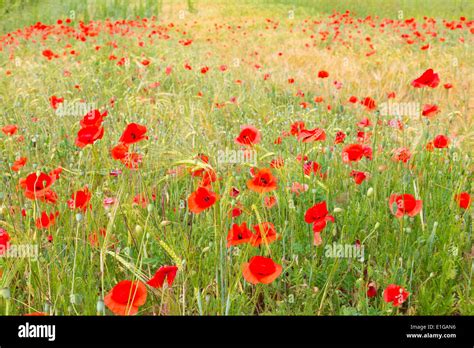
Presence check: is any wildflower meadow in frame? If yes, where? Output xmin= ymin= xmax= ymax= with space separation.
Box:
xmin=0 ymin=0 xmax=472 ymax=318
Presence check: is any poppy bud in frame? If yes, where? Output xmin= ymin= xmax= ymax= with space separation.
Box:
xmin=75 ymin=213 xmax=83 ymax=222
xmin=0 ymin=205 xmax=5 ymax=215
xmin=333 ymin=207 xmax=343 ymax=213
xmin=0 ymin=288 xmax=10 ymax=299
xmin=160 ymin=220 xmax=171 ymax=227
xmin=147 ymin=204 xmax=154 ymax=213
xmin=96 ymin=299 xmax=105 ymax=313
xmin=367 ymin=187 xmax=374 ymax=196
xmin=69 ymin=293 xmax=82 ymax=304
xmin=374 ymin=222 xmax=380 ymax=230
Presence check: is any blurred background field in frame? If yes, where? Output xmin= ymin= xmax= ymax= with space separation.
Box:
xmin=0 ymin=0 xmax=472 ymax=316
xmin=1 ymin=0 xmax=473 ymax=34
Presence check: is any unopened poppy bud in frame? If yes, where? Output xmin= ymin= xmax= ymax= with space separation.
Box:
xmin=147 ymin=204 xmax=154 ymax=213
xmin=135 ymin=225 xmax=143 ymax=234
xmin=0 ymin=205 xmax=5 ymax=214
xmin=160 ymin=220 xmax=171 ymax=227
xmin=374 ymin=222 xmax=380 ymax=230
xmin=75 ymin=213 xmax=83 ymax=222
xmin=96 ymin=299 xmax=105 ymax=312
xmin=69 ymin=293 xmax=82 ymax=304
xmin=202 ymin=246 xmax=210 ymax=253
xmin=367 ymin=187 xmax=374 ymax=196
xmin=0 ymin=288 xmax=10 ymax=299
xmin=429 ymin=272 xmax=435 ymax=278
xmin=333 ymin=207 xmax=343 ymax=213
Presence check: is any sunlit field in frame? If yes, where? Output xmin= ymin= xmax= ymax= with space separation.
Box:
xmin=0 ymin=0 xmax=472 ymax=316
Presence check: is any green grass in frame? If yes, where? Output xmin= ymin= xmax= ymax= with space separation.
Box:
xmin=0 ymin=0 xmax=472 ymax=316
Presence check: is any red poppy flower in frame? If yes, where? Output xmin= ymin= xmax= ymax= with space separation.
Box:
xmin=305 ymin=201 xmax=335 ymax=231
xmin=49 ymin=95 xmax=64 ymax=109
xmin=2 ymin=124 xmax=18 ymax=136
xmin=230 ymin=187 xmax=240 ymax=198
xmin=68 ymin=187 xmax=92 ymax=212
xmin=392 ymin=147 xmax=412 ymax=163
xmin=264 ymin=196 xmax=277 ymax=208
xmin=270 ymin=158 xmax=284 ymax=169
xmin=350 ymin=170 xmax=368 ymax=185
xmin=242 ymin=256 xmax=282 ymax=284
xmin=290 ymin=121 xmax=305 ymax=136
xmin=36 ymin=211 xmax=59 ymax=229
xmin=79 ymin=109 xmax=107 ymax=128
xmin=334 ymin=131 xmax=346 ymax=144
xmin=251 ymin=222 xmax=279 ymax=247
xmin=11 ymin=157 xmax=27 ymax=171
xmin=422 ymin=104 xmax=439 ymax=118
xmin=75 ymin=125 xmax=104 ymax=148
xmin=42 ymin=49 xmax=58 ymax=60
xmin=200 ymin=169 xmax=218 ymax=188
xmin=104 ymin=280 xmax=147 ymax=315
xmin=297 ymin=128 xmax=326 ymax=142
xmin=318 ymin=70 xmax=329 ymax=78
xmin=110 ymin=143 xmax=129 ymax=160
xmin=0 ymin=228 xmax=11 ymax=255
xmin=383 ymin=284 xmax=409 ymax=306
xmin=348 ymin=96 xmax=358 ymax=103
xmin=88 ymin=228 xmax=108 ymax=248
xmin=247 ymin=168 xmax=278 ymax=193
xmin=230 ymin=206 xmax=243 ymax=218
xmin=303 ymin=161 xmax=321 ymax=176
xmin=411 ymin=69 xmax=440 ymax=88
xmin=357 ymin=117 xmax=372 ymax=128
xmin=433 ymin=135 xmax=449 ymax=148
xmin=147 ymin=266 xmax=178 ymax=288
xmin=187 ymin=186 xmax=218 ymax=214
xmin=454 ymin=192 xmax=471 ymax=210
xmin=235 ymin=125 xmax=261 ymax=146
xmin=389 ymin=194 xmax=422 ymax=218
xmin=367 ymin=282 xmax=377 ymax=298
xmin=342 ymin=144 xmax=372 ymax=163
xmin=119 ymin=123 xmax=148 ymax=145
xmin=120 ymin=152 xmax=143 ymax=170
xmin=227 ymin=222 xmax=253 ymax=247
xmin=361 ymin=97 xmax=377 ymax=111
xmin=20 ymin=172 xmax=56 ymax=200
